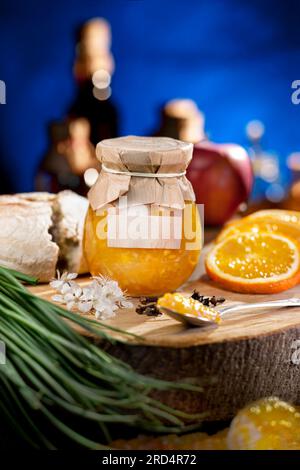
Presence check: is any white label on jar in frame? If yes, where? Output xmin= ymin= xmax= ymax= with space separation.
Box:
xmin=107 ymin=204 xmax=182 ymax=249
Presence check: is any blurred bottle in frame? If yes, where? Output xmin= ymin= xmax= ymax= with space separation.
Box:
xmin=70 ymin=18 xmax=118 ymax=145
xmin=36 ymin=118 xmax=99 ymax=195
xmin=155 ymin=99 xmax=205 ymax=143
xmin=280 ymin=153 xmax=300 ymax=210
xmin=246 ymin=120 xmax=285 ymax=209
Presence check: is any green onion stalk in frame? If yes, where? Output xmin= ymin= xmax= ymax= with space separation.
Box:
xmin=0 ymin=266 xmax=203 ymax=449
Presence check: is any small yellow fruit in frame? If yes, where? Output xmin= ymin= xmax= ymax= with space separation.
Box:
xmin=227 ymin=397 xmax=300 ymax=450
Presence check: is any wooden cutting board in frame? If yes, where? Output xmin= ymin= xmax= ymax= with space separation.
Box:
xmin=28 ymin=253 xmax=300 ymax=422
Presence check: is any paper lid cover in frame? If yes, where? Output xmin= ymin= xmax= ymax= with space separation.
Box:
xmin=88 ymin=136 xmax=195 ymax=210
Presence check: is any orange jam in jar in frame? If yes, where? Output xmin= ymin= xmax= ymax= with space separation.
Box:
xmin=84 ymin=201 xmax=201 ymax=296
xmin=84 ymin=136 xmax=202 ymax=296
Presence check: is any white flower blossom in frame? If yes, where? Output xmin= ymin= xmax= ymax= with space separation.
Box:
xmin=51 ymin=282 xmax=82 ymax=310
xmin=94 ymin=296 xmax=118 ymax=320
xmin=50 ymin=271 xmax=78 ymax=293
xmin=92 ymin=276 xmax=133 ymax=309
xmin=51 ymin=294 xmax=65 ymax=304
xmin=120 ymin=299 xmax=134 ymax=309
xmin=50 ymin=271 xmax=132 ymax=320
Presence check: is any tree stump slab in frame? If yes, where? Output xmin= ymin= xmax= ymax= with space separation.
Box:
xmin=30 ymin=274 xmax=300 ymax=421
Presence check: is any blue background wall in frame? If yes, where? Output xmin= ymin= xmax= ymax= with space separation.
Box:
xmin=0 ymin=0 xmax=299 ymax=192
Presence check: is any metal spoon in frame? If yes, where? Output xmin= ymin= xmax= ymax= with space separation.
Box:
xmin=159 ymin=298 xmax=300 ymax=328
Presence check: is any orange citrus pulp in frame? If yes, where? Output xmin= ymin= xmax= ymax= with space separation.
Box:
xmin=217 ymin=209 xmax=300 ymax=243
xmin=227 ymin=397 xmax=300 ymax=450
xmin=157 ymin=292 xmax=221 ymax=323
xmin=206 ymin=231 xmax=300 ymax=294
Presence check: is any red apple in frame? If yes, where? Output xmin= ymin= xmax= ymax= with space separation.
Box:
xmin=187 ymin=141 xmax=253 ymax=226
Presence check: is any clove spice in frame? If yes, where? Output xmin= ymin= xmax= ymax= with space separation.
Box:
xmin=191 ymin=290 xmax=225 ymax=307
xmin=136 ymin=291 xmax=226 ymax=317
xmin=136 ymin=296 xmax=162 ymax=317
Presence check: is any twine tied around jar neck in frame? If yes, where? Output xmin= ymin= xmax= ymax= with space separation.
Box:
xmin=101 ymin=164 xmax=186 ymax=178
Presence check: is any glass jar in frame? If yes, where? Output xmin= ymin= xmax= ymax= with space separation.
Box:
xmin=84 ymin=201 xmax=201 ymax=296
xmin=84 ymin=136 xmax=202 ymax=296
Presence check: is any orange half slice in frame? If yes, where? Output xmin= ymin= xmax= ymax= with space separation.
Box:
xmin=206 ymin=232 xmax=300 ymax=294
xmin=217 ymin=210 xmax=300 ymax=243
